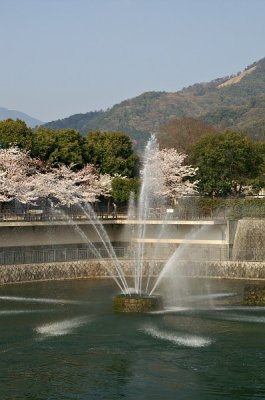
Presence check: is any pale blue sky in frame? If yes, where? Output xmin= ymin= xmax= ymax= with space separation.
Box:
xmin=1 ymin=0 xmax=265 ymax=122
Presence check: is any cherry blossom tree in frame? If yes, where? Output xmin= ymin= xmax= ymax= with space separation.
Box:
xmin=0 ymin=146 xmax=39 ymax=203
xmin=0 ymin=144 xmax=197 ymax=209
xmin=158 ymin=148 xmax=198 ymax=202
xmin=141 ymin=142 xmax=198 ymax=204
xmin=74 ymin=165 xmax=112 ymax=203
xmin=26 ymin=164 xmax=112 ymax=206
xmin=38 ymin=164 xmax=112 ymax=206
xmin=0 ymin=147 xmax=112 ymax=206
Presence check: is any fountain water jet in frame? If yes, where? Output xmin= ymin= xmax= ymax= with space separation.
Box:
xmin=114 ymin=135 xmax=166 ymax=311
xmin=49 ymin=135 xmax=199 ymax=312
xmin=113 ymin=135 xmax=209 ymax=312
xmin=49 ymin=200 xmax=129 ymax=295
xmin=47 ymin=134 xmax=169 ymax=309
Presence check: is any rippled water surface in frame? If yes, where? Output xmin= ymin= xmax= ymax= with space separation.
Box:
xmin=0 ymin=279 xmax=265 ymax=400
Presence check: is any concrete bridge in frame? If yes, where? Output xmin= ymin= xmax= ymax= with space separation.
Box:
xmin=0 ymin=217 xmax=236 ymax=262
xmin=0 ymin=215 xmax=263 ymax=264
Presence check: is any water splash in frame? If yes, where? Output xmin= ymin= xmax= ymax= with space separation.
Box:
xmin=149 ymin=306 xmax=192 ymax=314
xmin=215 ymin=313 xmax=265 ymax=324
xmin=35 ymin=316 xmax=90 ymax=337
xmin=141 ymin=324 xmax=212 ymax=347
xmin=0 ymin=296 xmax=79 ymax=304
xmin=0 ymin=309 xmax=51 ymax=316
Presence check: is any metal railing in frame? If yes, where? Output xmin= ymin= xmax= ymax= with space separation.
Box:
xmin=0 ymin=247 xmax=127 ymax=266
xmin=0 ymin=209 xmax=227 ymax=222
xmin=1 ymin=195 xmax=265 ymax=222
xmin=0 ymin=245 xmax=264 ymax=266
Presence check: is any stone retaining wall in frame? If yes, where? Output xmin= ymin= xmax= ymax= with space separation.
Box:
xmin=177 ymin=260 xmax=265 ymax=280
xmin=0 ymin=259 xmax=265 ymax=285
xmin=233 ymin=219 xmax=265 ymax=260
xmin=0 ymin=261 xmax=113 ymax=285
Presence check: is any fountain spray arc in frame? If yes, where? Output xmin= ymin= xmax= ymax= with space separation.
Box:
xmin=114 ymin=134 xmax=165 ymax=312
xmin=49 ymin=135 xmax=167 ymax=310
xmin=132 ymin=134 xmax=164 ymax=295
xmin=48 ymin=200 xmax=130 ymax=295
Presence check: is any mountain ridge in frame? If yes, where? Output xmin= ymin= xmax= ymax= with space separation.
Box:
xmin=0 ymin=107 xmax=43 ymax=128
xmin=43 ymin=57 xmax=265 ymax=143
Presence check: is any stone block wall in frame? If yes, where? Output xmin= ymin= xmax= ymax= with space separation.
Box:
xmin=232 ymin=219 xmax=265 ymax=260
xmin=176 ymin=260 xmax=265 ymax=280
xmin=1 ymin=259 xmax=265 ymax=286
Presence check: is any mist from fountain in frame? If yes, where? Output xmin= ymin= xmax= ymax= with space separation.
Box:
xmin=127 ymin=134 xmax=166 ymax=295
xmin=49 ymin=201 xmax=129 ymax=295
xmin=149 ymin=225 xmax=209 ymax=296
xmin=78 ymin=203 xmax=130 ymax=294
xmin=47 ymin=135 xmax=170 ymax=299
xmin=50 ymin=135 xmax=205 ymax=302
xmin=123 ymin=135 xmax=217 ymax=303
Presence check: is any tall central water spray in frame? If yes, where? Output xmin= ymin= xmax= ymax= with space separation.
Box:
xmin=50 ymin=135 xmax=166 ymax=311
xmin=132 ymin=134 xmax=164 ymax=295
xmin=114 ymin=135 xmax=166 ymax=311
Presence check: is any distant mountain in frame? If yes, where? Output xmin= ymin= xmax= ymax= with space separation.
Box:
xmin=0 ymin=107 xmax=43 ymax=128
xmin=43 ymin=57 xmax=265 ymax=145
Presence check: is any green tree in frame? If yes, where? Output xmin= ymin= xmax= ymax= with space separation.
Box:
xmin=111 ymin=177 xmax=140 ymax=204
xmin=0 ymin=119 xmax=33 ymax=150
xmin=33 ymin=127 xmax=84 ymax=168
xmin=189 ymin=131 xmax=264 ymax=196
xmin=83 ymin=131 xmax=139 ymax=177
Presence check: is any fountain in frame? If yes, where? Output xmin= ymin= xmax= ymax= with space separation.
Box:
xmin=59 ymin=135 xmax=167 ymax=312
xmin=110 ymin=135 xmax=166 ymax=311
xmin=0 ymin=134 xmax=234 ymax=310
xmin=57 ymin=135 xmax=206 ymax=312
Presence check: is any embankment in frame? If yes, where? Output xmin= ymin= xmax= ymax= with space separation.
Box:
xmin=1 ymin=259 xmax=265 ymax=285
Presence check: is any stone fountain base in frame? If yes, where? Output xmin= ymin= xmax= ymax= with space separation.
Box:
xmin=243 ymin=284 xmax=265 ymax=305
xmin=114 ymin=293 xmax=163 ymax=313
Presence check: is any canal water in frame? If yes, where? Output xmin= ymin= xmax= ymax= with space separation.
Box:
xmin=0 ymin=279 xmax=265 ymax=399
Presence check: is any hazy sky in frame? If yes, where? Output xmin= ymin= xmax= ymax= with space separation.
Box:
xmin=1 ymin=0 xmax=265 ymax=122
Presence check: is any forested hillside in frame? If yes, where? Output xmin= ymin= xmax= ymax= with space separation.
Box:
xmin=43 ymin=57 xmax=265 ymax=145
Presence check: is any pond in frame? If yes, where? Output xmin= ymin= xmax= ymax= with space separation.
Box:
xmin=0 ymin=278 xmax=265 ymax=399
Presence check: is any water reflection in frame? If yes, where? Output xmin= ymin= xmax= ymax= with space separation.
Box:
xmin=0 ymin=279 xmax=265 ymax=400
